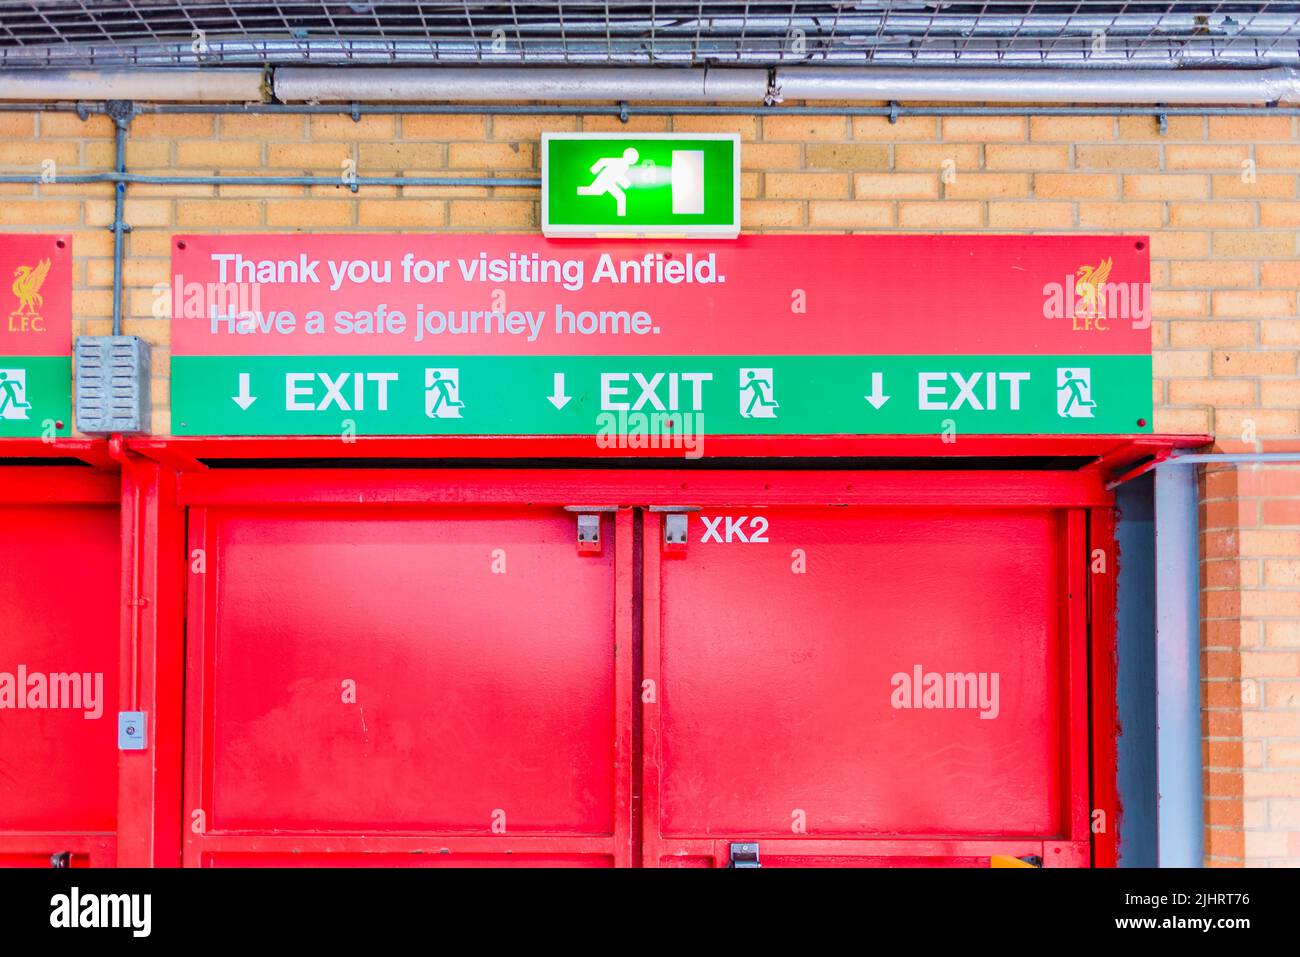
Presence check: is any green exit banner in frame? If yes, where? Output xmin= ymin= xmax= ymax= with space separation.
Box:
xmin=0 ymin=356 xmax=71 ymax=438
xmin=542 ymin=134 xmax=740 ymax=237
xmin=171 ymin=354 xmax=1152 ymax=437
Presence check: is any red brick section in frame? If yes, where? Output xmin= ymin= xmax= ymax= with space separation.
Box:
xmin=1202 ymin=464 xmax=1300 ymax=866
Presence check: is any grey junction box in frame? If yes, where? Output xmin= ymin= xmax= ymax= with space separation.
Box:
xmin=75 ymin=336 xmax=152 ymax=434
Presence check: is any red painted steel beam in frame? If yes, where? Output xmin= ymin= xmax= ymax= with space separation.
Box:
xmin=129 ymin=433 xmax=1213 ymax=474
xmin=0 ymin=466 xmax=118 ymax=504
xmin=178 ymin=468 xmax=1114 ymax=508
xmin=113 ymin=455 xmax=186 ymax=867
xmin=0 ymin=437 xmax=117 ymax=469
xmin=1089 ymin=508 xmax=1121 ymax=868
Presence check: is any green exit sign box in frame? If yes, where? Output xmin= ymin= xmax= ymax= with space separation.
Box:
xmin=542 ymin=133 xmax=740 ymax=238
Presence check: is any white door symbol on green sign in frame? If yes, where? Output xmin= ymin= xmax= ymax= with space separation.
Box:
xmin=0 ymin=369 xmax=31 ymax=420
xmin=739 ymin=368 xmax=779 ymax=419
xmin=577 ymin=147 xmax=639 ymax=217
xmin=425 ymin=368 xmax=464 ymax=419
xmin=1056 ymin=367 xmax=1096 ymax=418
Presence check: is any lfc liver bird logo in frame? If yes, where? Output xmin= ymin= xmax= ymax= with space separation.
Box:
xmin=1074 ymin=257 xmax=1113 ymax=321
xmin=11 ymin=258 xmax=51 ymax=317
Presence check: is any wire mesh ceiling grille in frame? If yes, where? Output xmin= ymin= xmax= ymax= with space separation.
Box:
xmin=0 ymin=1 xmax=1298 ymax=69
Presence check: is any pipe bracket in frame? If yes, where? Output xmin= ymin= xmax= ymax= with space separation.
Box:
xmin=764 ymin=68 xmax=783 ymax=106
xmin=104 ymin=98 xmax=136 ymax=128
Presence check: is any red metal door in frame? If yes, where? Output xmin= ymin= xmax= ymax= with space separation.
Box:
xmin=182 ymin=489 xmax=633 ymax=866
xmin=0 ymin=467 xmax=120 ymax=868
xmin=642 ymin=502 xmax=1093 ymax=868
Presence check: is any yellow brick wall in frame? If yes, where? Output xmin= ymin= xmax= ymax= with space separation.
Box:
xmin=2 ymin=105 xmax=1298 ymax=867
xmin=3 ymin=107 xmax=1297 ymax=443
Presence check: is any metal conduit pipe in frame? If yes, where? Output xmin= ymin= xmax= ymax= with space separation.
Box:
xmin=0 ymin=172 xmax=541 ymax=188
xmin=5 ymin=102 xmax=1300 ymax=117
xmin=0 ymin=69 xmax=265 ymax=102
xmin=273 ymin=66 xmax=770 ymax=103
xmin=107 ymin=101 xmax=131 ymax=337
xmin=271 ymin=64 xmax=1300 ymax=106
xmin=775 ymin=66 xmax=1300 ymax=105
xmin=2 ymin=66 xmax=1300 ymax=108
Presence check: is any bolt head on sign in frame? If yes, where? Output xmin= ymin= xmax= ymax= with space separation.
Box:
xmin=541 ymin=134 xmax=741 ymax=238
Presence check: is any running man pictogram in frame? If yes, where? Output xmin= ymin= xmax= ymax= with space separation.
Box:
xmin=425 ymin=368 xmax=464 ymax=419
xmin=0 ymin=369 xmax=31 ymax=420
xmin=1056 ymin=368 xmax=1096 ymax=418
xmin=576 ymin=147 xmax=639 ymax=217
xmin=739 ymin=368 xmax=779 ymax=419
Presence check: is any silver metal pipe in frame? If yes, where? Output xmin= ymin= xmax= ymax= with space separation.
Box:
xmin=1 ymin=64 xmax=1298 ymax=108
xmin=8 ymin=37 xmax=1300 ymax=70
xmin=4 ymin=101 xmax=1300 ymax=118
xmin=777 ymin=65 xmax=1300 ymax=105
xmin=0 ymin=69 xmax=265 ymax=102
xmin=274 ymin=66 xmax=769 ymax=103
xmin=0 ymin=172 xmax=540 ymax=189
xmin=109 ymin=104 xmax=129 ymax=337
xmin=283 ymin=64 xmax=1300 ymax=106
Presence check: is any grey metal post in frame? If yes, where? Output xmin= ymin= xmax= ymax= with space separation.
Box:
xmin=1154 ymin=460 xmax=1204 ymax=867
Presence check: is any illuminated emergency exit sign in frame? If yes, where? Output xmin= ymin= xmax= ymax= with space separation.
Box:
xmin=541 ymin=134 xmax=740 ymax=238
xmin=168 ymin=234 xmax=1154 ymax=438
xmin=0 ymin=234 xmax=72 ymax=438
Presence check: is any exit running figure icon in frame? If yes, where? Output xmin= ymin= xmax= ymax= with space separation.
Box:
xmin=576 ymin=147 xmax=639 ymax=217
xmin=425 ymin=368 xmax=464 ymax=419
xmin=739 ymin=368 xmax=779 ymax=419
xmin=1057 ymin=368 xmax=1096 ymax=419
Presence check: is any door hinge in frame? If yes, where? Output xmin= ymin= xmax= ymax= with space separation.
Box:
xmin=728 ymin=842 xmax=761 ymax=868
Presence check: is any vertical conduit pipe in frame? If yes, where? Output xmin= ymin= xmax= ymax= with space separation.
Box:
xmin=105 ymin=99 xmax=133 ymax=337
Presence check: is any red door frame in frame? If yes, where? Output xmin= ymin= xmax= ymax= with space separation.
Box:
xmin=180 ymin=499 xmax=636 ymax=867
xmin=640 ymin=501 xmax=1095 ymax=869
xmin=2 ymin=432 xmax=1214 ymax=866
xmin=174 ymin=466 xmax=1108 ymax=867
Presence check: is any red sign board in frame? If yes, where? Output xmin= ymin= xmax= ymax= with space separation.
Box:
xmin=169 ymin=234 xmax=1152 ymax=437
xmin=172 ymin=234 xmax=1150 ymax=357
xmin=0 ymin=234 xmax=71 ymax=353
xmin=0 ymin=234 xmax=72 ymax=437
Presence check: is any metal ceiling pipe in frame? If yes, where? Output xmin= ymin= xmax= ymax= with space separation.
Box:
xmin=776 ymin=65 xmax=1300 ymax=105
xmin=0 ymin=69 xmax=265 ymax=102
xmin=2 ymin=64 xmax=1298 ymax=106
xmin=274 ymin=66 xmax=769 ymax=103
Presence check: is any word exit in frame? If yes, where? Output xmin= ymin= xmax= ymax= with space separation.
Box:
xmin=286 ymin=371 xmax=398 ymax=412
xmin=918 ymin=371 xmax=1031 ymax=411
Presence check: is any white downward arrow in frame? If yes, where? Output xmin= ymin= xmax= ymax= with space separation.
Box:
xmin=547 ymin=372 xmax=571 ymax=410
xmin=232 ymin=372 xmax=257 ymax=410
xmin=864 ymin=372 xmax=891 ymax=409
